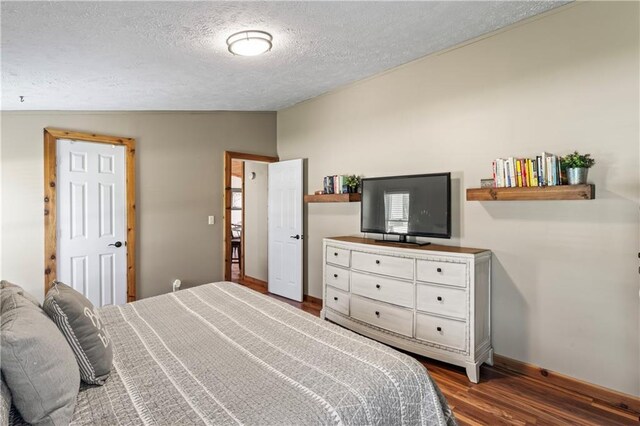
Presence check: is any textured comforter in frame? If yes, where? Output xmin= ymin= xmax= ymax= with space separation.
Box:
xmin=11 ymin=282 xmax=455 ymax=425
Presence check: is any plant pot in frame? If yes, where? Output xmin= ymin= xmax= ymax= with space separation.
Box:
xmin=566 ymin=167 xmax=588 ymax=185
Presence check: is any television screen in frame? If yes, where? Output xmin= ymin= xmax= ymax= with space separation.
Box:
xmin=360 ymin=173 xmax=451 ymax=239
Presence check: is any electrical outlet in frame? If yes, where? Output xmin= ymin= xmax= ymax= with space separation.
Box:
xmin=208 ymin=215 xmax=215 ymax=225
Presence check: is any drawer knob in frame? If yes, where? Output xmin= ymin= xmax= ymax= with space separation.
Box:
xmin=333 ymin=273 xmax=338 ymax=278
xmin=375 ymin=284 xmax=381 ymax=289
xmin=437 ymin=296 xmax=443 ymax=301
xmin=334 ymin=252 xmax=338 ymax=256
xmin=375 ymin=260 xmax=380 ymax=265
xmin=333 ymin=296 xmax=338 ymax=301
xmin=436 ymin=326 xmax=442 ymax=332
xmin=375 ymin=311 xmax=380 ymax=317
xmin=437 ymin=267 xmax=442 ymax=273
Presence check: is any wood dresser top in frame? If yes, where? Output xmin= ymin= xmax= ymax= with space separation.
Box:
xmin=326 ymin=236 xmax=489 ymax=255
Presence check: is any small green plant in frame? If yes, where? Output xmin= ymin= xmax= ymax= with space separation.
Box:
xmin=561 ymin=151 xmax=595 ymax=169
xmin=344 ymin=175 xmax=362 ymax=190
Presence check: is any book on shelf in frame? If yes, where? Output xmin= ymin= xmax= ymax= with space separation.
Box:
xmin=491 ymin=152 xmax=562 ymax=188
xmin=323 ymin=175 xmax=350 ymax=194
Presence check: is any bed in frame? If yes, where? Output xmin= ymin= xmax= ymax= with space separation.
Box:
xmin=8 ymin=282 xmax=455 ymax=425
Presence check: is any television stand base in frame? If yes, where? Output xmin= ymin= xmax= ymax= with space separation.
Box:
xmin=374 ymin=237 xmax=431 ymax=247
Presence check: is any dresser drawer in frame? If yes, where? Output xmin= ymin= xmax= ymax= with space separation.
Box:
xmin=325 ymin=264 xmax=350 ymax=291
xmin=352 ymin=251 xmax=413 ymax=280
xmin=350 ymin=296 xmax=413 ymax=337
xmin=415 ymin=313 xmax=466 ymax=351
xmin=326 ymin=246 xmax=350 ymax=268
xmin=417 ymin=284 xmax=467 ymax=320
xmin=325 ymin=287 xmax=349 ymax=316
xmin=351 ymin=271 xmax=414 ymax=308
xmin=416 ymin=260 xmax=467 ymax=288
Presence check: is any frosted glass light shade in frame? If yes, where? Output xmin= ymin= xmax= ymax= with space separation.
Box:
xmin=227 ymin=31 xmax=273 ymax=56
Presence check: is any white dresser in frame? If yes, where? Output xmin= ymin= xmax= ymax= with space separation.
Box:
xmin=321 ymin=236 xmax=492 ymax=382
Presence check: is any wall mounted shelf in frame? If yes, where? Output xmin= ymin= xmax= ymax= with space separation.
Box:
xmin=304 ymin=193 xmax=362 ymax=203
xmin=466 ymin=184 xmax=595 ymax=201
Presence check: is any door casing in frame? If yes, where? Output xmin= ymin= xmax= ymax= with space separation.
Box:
xmin=44 ymin=128 xmax=136 ymax=301
xmin=223 ymin=151 xmax=278 ymax=281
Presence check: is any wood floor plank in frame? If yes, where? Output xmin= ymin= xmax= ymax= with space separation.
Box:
xmin=233 ymin=281 xmax=638 ymax=425
xmin=591 ymin=401 xmax=640 ymax=421
xmin=448 ymin=391 xmax=530 ymax=425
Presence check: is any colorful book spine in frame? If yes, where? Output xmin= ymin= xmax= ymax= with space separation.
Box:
xmin=504 ymin=158 xmax=511 ymax=187
xmin=492 ymin=161 xmax=497 ymax=187
xmin=528 ymin=159 xmax=535 ymax=187
xmin=509 ymin=158 xmax=516 ymax=187
xmin=491 ymin=152 xmax=563 ymax=189
xmin=536 ymin=156 xmax=542 ymax=186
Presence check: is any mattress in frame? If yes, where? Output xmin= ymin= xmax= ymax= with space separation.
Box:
xmin=10 ymin=282 xmax=455 ymax=425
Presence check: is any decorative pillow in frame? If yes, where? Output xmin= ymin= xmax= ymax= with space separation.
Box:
xmin=0 ymin=280 xmax=40 ymax=307
xmin=1 ymin=373 xmax=11 ymax=426
xmin=43 ymin=282 xmax=113 ymax=385
xmin=0 ymin=286 xmax=79 ymax=425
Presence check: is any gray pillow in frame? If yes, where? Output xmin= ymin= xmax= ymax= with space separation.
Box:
xmin=0 ymin=286 xmax=79 ymax=425
xmin=43 ymin=282 xmax=113 ymax=385
xmin=0 ymin=280 xmax=40 ymax=307
xmin=1 ymin=373 xmax=11 ymax=426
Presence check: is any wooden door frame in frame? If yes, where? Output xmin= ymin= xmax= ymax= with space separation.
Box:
xmin=224 ymin=151 xmax=278 ymax=281
xmin=44 ymin=128 xmax=137 ymax=301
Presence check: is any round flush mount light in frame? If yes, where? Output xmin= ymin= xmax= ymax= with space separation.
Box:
xmin=226 ymin=30 xmax=272 ymax=56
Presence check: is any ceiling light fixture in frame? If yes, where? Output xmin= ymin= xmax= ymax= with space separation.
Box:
xmin=226 ymin=30 xmax=272 ymax=56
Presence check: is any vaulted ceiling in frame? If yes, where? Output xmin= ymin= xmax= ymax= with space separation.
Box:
xmin=1 ymin=1 xmax=568 ymax=111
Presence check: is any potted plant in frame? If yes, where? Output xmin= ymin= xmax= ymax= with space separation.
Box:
xmin=561 ymin=151 xmax=595 ymax=185
xmin=344 ymin=175 xmax=362 ymax=193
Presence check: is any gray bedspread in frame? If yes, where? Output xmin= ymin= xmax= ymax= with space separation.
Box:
xmin=10 ymin=282 xmax=455 ymax=425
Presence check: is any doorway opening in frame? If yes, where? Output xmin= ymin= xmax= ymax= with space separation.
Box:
xmin=223 ymin=151 xmax=278 ymax=284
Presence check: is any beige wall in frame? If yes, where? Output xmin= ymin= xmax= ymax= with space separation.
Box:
xmin=1 ymin=111 xmax=276 ymax=300
xmin=278 ymin=2 xmax=639 ymax=395
xmin=243 ymin=161 xmax=269 ymax=281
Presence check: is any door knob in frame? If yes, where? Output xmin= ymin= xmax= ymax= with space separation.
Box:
xmin=290 ymin=234 xmax=301 ymax=240
xmin=108 ymin=241 xmax=123 ymax=248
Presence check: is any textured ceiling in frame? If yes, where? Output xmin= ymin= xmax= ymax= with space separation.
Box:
xmin=1 ymin=1 xmax=568 ymax=111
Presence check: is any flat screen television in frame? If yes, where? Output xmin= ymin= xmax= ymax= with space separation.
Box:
xmin=360 ymin=172 xmax=451 ymax=244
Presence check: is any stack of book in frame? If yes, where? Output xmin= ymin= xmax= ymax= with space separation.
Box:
xmin=492 ymin=153 xmax=562 ymax=188
xmin=323 ymin=175 xmax=349 ymax=194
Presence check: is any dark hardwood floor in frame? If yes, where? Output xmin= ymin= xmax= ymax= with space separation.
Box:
xmin=234 ymin=279 xmax=638 ymax=425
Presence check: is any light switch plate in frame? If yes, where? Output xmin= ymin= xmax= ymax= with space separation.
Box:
xmin=208 ymin=215 xmax=215 ymax=225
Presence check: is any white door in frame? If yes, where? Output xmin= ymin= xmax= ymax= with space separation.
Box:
xmin=268 ymin=159 xmax=303 ymax=301
xmin=57 ymin=139 xmax=127 ymax=306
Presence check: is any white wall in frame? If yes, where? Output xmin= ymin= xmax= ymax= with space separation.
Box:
xmin=1 ymin=111 xmax=276 ymax=301
xmin=243 ymin=161 xmax=268 ymax=281
xmin=277 ymin=2 xmax=639 ymax=395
